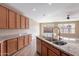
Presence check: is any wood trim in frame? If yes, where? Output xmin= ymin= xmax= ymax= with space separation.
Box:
xmin=0 ymin=43 xmax=1 ymax=56
xmin=7 ymin=9 xmax=9 ymax=29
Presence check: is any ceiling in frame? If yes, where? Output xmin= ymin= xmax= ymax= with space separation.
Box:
xmin=5 ymin=3 xmax=79 ymax=23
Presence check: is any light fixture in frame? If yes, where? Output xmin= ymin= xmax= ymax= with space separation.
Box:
xmin=43 ymin=14 xmax=46 ymax=16
xmin=67 ymin=15 xmax=70 ymax=19
xmin=48 ymin=3 xmax=52 ymax=6
xmin=32 ymin=8 xmax=36 ymax=11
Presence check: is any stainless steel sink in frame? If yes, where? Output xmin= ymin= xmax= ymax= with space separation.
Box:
xmin=43 ymin=37 xmax=67 ymax=45
xmin=53 ymin=40 xmax=67 ymax=45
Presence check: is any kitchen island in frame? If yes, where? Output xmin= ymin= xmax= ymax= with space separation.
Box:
xmin=36 ymin=36 xmax=79 ymax=56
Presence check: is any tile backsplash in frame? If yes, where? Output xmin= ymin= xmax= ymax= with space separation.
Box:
xmin=0 ymin=29 xmax=28 ymax=36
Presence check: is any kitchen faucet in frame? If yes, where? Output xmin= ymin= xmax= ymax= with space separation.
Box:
xmin=52 ymin=26 xmax=61 ymax=41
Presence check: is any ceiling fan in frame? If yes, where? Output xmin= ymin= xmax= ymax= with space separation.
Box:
xmin=67 ymin=15 xmax=70 ymax=19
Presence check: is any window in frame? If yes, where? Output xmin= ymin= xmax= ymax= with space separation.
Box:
xmin=42 ymin=24 xmax=54 ymax=37
xmin=43 ymin=24 xmax=54 ymax=33
xmin=58 ymin=23 xmax=75 ymax=33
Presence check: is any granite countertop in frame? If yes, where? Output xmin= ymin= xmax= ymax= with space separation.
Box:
xmin=37 ymin=36 xmax=79 ymax=56
xmin=0 ymin=33 xmax=30 ymax=43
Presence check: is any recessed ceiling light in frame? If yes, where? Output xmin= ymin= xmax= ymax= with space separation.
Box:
xmin=43 ymin=14 xmax=46 ymax=16
xmin=48 ymin=3 xmax=52 ymax=6
xmin=32 ymin=8 xmax=36 ymax=11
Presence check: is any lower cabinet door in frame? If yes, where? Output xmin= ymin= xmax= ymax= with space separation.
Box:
xmin=28 ymin=35 xmax=32 ymax=44
xmin=48 ymin=49 xmax=57 ymax=56
xmin=41 ymin=44 xmax=47 ymax=56
xmin=18 ymin=36 xmax=24 ymax=50
xmin=37 ymin=38 xmax=41 ymax=55
xmin=7 ymin=38 xmax=17 ymax=56
xmin=24 ymin=35 xmax=29 ymax=46
xmin=1 ymin=41 xmax=7 ymax=56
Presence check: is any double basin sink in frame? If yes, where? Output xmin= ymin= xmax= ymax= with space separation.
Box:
xmin=43 ymin=37 xmax=67 ymax=45
xmin=53 ymin=40 xmax=67 ymax=45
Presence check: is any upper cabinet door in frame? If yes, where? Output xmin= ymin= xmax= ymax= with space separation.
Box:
xmin=16 ymin=14 xmax=21 ymax=29
xmin=21 ymin=16 xmax=26 ymax=29
xmin=25 ymin=17 xmax=29 ymax=29
xmin=8 ymin=10 xmax=16 ymax=29
xmin=0 ymin=6 xmax=8 ymax=29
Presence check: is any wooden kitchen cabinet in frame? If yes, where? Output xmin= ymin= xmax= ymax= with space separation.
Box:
xmin=48 ymin=49 xmax=57 ymax=56
xmin=21 ymin=15 xmax=26 ymax=29
xmin=6 ymin=38 xmax=17 ymax=56
xmin=28 ymin=35 xmax=32 ymax=44
xmin=37 ymin=37 xmax=62 ymax=56
xmin=17 ymin=36 xmax=25 ymax=50
xmin=8 ymin=10 xmax=16 ymax=29
xmin=0 ymin=43 xmax=1 ymax=56
xmin=24 ymin=35 xmax=29 ymax=46
xmin=48 ymin=46 xmax=60 ymax=56
xmin=37 ymin=38 xmax=41 ymax=55
xmin=36 ymin=37 xmax=73 ymax=56
xmin=25 ymin=17 xmax=29 ymax=29
xmin=0 ymin=5 xmax=30 ymax=29
xmin=1 ymin=41 xmax=7 ymax=56
xmin=41 ymin=44 xmax=47 ymax=56
xmin=42 ymin=39 xmax=60 ymax=56
xmin=0 ymin=6 xmax=8 ymax=29
xmin=16 ymin=14 xmax=21 ymax=29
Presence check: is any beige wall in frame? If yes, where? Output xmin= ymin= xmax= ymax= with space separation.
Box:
xmin=28 ymin=19 xmax=40 ymax=39
xmin=40 ymin=21 xmax=79 ymax=38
